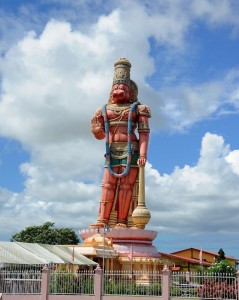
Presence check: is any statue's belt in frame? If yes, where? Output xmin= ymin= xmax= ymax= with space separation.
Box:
xmin=109 ymin=142 xmax=138 ymax=159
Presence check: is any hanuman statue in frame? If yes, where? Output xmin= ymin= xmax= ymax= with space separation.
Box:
xmin=90 ymin=58 xmax=151 ymax=228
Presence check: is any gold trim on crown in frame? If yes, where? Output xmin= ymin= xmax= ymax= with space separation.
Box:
xmin=113 ymin=57 xmax=131 ymax=86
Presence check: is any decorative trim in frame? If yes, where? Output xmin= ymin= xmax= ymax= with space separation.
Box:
xmin=102 ymin=102 xmax=140 ymax=178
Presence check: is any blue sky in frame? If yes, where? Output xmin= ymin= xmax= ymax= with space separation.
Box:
xmin=0 ymin=0 xmax=239 ymax=259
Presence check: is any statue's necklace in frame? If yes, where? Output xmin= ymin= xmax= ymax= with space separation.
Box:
xmin=102 ymin=101 xmax=139 ymax=178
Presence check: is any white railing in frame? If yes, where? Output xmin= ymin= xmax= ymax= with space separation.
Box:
xmin=0 ymin=269 xmax=42 ymax=294
xmin=103 ymin=270 xmax=162 ymax=296
xmin=49 ymin=270 xmax=95 ymax=295
xmin=1 ymin=267 xmax=238 ymax=299
xmin=171 ymin=271 xmax=237 ymax=299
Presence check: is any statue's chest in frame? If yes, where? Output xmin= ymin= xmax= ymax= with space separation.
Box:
xmin=106 ymin=109 xmax=137 ymax=121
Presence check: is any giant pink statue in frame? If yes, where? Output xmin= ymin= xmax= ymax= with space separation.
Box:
xmin=90 ymin=58 xmax=151 ymax=229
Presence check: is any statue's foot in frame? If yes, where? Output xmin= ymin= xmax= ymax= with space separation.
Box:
xmin=115 ymin=223 xmax=127 ymax=229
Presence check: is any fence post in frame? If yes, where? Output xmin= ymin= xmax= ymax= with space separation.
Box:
xmin=237 ymin=270 xmax=239 ymax=300
xmin=162 ymin=265 xmax=171 ymax=300
xmin=94 ymin=265 xmax=102 ymax=300
xmin=41 ymin=265 xmax=50 ymax=300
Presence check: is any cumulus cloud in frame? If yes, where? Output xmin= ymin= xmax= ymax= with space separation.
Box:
xmin=191 ymin=0 xmax=239 ymax=27
xmin=146 ymin=132 xmax=239 ymax=234
xmin=2 ymin=7 xmax=235 ymax=139
xmin=156 ymin=82 xmax=225 ymax=131
xmin=226 ymin=150 xmax=239 ymax=175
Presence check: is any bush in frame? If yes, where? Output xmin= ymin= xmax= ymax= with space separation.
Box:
xmin=208 ymin=259 xmax=237 ymax=276
xmin=197 ymin=278 xmax=237 ymax=299
xmin=104 ymin=279 xmax=161 ymax=296
xmin=49 ymin=271 xmax=94 ymax=294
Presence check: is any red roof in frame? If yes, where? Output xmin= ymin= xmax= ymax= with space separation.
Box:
xmin=171 ymin=266 xmax=181 ymax=271
xmin=170 ymin=247 xmax=238 ymax=261
xmin=159 ymin=251 xmax=211 ymax=266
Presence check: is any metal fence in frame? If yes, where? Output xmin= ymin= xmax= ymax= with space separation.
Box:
xmin=103 ymin=270 xmax=162 ymax=296
xmin=49 ymin=270 xmax=95 ymax=295
xmin=0 ymin=269 xmax=42 ymax=294
xmin=171 ymin=271 xmax=238 ymax=299
xmin=1 ymin=267 xmax=238 ymax=299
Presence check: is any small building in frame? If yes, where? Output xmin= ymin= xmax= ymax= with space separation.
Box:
xmin=159 ymin=252 xmax=211 ymax=272
xmin=171 ymin=248 xmax=238 ymax=268
xmin=160 ymin=247 xmax=238 ymax=272
xmin=0 ymin=241 xmax=97 ymax=270
xmin=69 ymin=233 xmax=118 ymax=270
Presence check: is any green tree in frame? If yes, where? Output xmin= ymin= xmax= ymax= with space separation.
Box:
xmin=217 ymin=248 xmax=226 ymax=262
xmin=11 ymin=222 xmax=80 ymax=244
xmin=208 ymin=249 xmax=236 ymax=276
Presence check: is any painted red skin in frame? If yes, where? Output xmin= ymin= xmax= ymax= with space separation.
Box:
xmin=91 ymin=83 xmax=150 ymax=227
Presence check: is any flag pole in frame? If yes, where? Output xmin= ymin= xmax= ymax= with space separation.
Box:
xmin=128 ymin=244 xmax=133 ymax=278
xmin=199 ymin=247 xmax=203 ymax=266
xmin=199 ymin=246 xmax=203 ymax=300
xmin=72 ymin=246 xmax=75 ymax=263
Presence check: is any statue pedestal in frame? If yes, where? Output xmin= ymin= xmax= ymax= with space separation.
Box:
xmin=80 ymin=228 xmax=161 ymax=272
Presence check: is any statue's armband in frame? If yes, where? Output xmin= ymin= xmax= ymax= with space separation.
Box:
xmin=137 ymin=105 xmax=151 ymax=133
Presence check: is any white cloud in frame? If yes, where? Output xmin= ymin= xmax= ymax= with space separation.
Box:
xmin=191 ymin=0 xmax=239 ymax=27
xmin=155 ymin=82 xmax=225 ymax=131
xmin=146 ymin=132 xmax=239 ymax=234
xmin=0 ymin=20 xmax=114 ymax=146
xmin=226 ymin=150 xmax=239 ymax=175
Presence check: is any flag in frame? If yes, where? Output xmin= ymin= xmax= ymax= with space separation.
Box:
xmin=199 ymin=248 xmax=203 ymax=265
xmin=128 ymin=245 xmax=133 ymax=261
xmin=72 ymin=247 xmax=75 ymax=263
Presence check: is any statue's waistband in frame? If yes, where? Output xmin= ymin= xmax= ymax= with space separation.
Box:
xmin=109 ymin=141 xmax=139 ymax=152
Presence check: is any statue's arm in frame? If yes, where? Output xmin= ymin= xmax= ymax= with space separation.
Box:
xmin=138 ymin=123 xmax=150 ymax=166
xmin=137 ymin=105 xmax=151 ymax=166
xmin=91 ymin=108 xmax=105 ymax=140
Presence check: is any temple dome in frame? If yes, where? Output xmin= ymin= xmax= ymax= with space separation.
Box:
xmin=83 ymin=233 xmax=112 ymax=247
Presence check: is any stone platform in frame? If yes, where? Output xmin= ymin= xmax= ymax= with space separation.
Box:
xmin=80 ymin=228 xmax=160 ymax=260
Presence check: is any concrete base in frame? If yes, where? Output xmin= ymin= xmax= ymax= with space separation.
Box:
xmin=80 ymin=227 xmax=160 ymax=264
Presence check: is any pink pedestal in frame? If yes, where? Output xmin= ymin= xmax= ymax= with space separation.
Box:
xmin=80 ymin=228 xmax=160 ymax=259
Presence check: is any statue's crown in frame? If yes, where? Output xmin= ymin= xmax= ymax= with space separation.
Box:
xmin=113 ymin=57 xmax=131 ymax=86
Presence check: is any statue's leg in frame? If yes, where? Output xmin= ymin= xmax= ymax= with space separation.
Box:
xmin=117 ymin=167 xmax=139 ymax=225
xmin=97 ymin=167 xmax=118 ymax=225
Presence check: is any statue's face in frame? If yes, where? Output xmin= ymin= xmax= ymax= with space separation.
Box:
xmin=112 ymin=84 xmax=130 ymax=103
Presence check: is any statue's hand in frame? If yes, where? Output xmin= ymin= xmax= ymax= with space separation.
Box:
xmin=137 ymin=156 xmax=147 ymax=167
xmin=91 ymin=116 xmax=104 ymax=135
